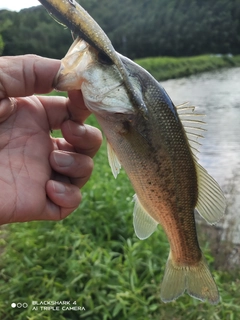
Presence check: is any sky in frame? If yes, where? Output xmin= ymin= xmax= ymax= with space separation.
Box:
xmin=0 ymin=0 xmax=40 ymax=11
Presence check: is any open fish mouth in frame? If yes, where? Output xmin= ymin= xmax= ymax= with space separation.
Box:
xmin=54 ymin=37 xmax=132 ymax=114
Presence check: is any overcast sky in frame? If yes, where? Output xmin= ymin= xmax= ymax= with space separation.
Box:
xmin=0 ymin=0 xmax=40 ymax=11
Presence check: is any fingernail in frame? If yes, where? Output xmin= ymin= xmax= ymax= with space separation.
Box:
xmin=53 ymin=151 xmax=73 ymax=167
xmin=53 ymin=181 xmax=66 ymax=194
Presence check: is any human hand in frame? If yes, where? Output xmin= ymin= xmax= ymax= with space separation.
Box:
xmin=0 ymin=55 xmax=102 ymax=225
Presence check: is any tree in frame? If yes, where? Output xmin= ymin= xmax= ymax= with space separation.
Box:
xmin=0 ymin=35 xmax=4 ymax=55
xmin=0 ymin=0 xmax=240 ymax=59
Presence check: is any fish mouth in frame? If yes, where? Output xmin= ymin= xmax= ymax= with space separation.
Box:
xmin=53 ymin=66 xmax=79 ymax=91
xmin=53 ymin=39 xmax=89 ymax=91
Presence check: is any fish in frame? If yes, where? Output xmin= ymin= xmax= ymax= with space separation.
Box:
xmin=38 ymin=0 xmax=226 ymax=304
xmin=38 ymin=0 xmax=147 ymax=115
xmin=54 ymin=37 xmax=226 ymax=304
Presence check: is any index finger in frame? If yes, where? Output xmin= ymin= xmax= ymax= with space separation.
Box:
xmin=67 ymin=90 xmax=91 ymax=123
xmin=0 ymin=55 xmax=60 ymax=99
xmin=37 ymin=90 xmax=91 ymax=129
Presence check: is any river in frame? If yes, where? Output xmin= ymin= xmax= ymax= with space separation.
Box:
xmin=161 ymin=67 xmax=240 ymax=244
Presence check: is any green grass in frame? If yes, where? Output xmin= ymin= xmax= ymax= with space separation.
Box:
xmin=135 ymin=54 xmax=240 ymax=81
xmin=0 ymin=119 xmax=240 ymax=319
xmin=0 ymin=61 xmax=240 ymax=319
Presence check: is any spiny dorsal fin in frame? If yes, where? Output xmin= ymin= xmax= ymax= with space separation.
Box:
xmin=195 ymin=162 xmax=226 ymax=224
xmin=107 ymin=142 xmax=121 ymax=178
xmin=177 ymin=103 xmax=226 ymax=223
xmin=176 ymin=102 xmax=206 ymax=156
xmin=133 ymin=194 xmax=158 ymax=239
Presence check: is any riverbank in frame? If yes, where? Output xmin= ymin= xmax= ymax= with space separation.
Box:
xmin=135 ymin=54 xmax=240 ymax=81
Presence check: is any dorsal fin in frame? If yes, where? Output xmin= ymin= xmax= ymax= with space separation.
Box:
xmin=107 ymin=142 xmax=121 ymax=178
xmin=177 ymin=103 xmax=226 ymax=223
xmin=176 ymin=103 xmax=206 ymax=156
xmin=133 ymin=194 xmax=158 ymax=239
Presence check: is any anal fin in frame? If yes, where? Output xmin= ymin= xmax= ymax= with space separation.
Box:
xmin=133 ymin=194 xmax=158 ymax=240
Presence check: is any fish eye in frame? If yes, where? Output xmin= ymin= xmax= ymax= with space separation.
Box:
xmin=97 ymin=52 xmax=113 ymax=65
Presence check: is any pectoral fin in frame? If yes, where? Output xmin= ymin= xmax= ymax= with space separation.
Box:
xmin=133 ymin=194 xmax=158 ymax=239
xmin=195 ymin=162 xmax=226 ymax=224
xmin=107 ymin=142 xmax=121 ymax=179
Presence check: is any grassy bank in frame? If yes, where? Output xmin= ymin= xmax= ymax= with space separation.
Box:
xmin=135 ymin=54 xmax=240 ymax=81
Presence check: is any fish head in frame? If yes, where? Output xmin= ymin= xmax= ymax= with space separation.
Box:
xmin=55 ymin=37 xmax=138 ymax=114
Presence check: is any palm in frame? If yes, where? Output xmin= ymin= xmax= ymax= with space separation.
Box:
xmin=0 ymin=96 xmax=59 ymax=223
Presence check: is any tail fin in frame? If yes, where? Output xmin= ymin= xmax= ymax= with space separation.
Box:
xmin=160 ymin=252 xmax=219 ymax=304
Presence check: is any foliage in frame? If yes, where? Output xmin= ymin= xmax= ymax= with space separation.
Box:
xmin=0 ymin=112 xmax=240 ymax=319
xmin=0 ymin=13 xmax=12 ymax=55
xmin=136 ymin=54 xmax=240 ymax=81
xmin=0 ymin=35 xmax=4 ymax=55
xmin=0 ymin=7 xmax=72 ymax=58
xmin=1 ymin=0 xmax=240 ymax=59
xmin=84 ymin=0 xmax=240 ymax=59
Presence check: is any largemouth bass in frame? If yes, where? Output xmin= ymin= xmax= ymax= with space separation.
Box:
xmin=54 ymin=38 xmax=226 ymax=304
xmin=39 ymin=0 xmax=226 ymax=304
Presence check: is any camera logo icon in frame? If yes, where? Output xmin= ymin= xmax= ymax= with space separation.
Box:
xmin=11 ymin=302 xmax=28 ymax=308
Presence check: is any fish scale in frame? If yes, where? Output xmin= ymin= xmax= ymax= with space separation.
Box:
xmin=94 ymin=97 xmax=200 ymax=264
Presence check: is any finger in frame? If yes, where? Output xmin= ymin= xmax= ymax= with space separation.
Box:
xmin=0 ymin=98 xmax=16 ymax=123
xmin=0 ymin=55 xmax=60 ymax=99
xmin=61 ymin=120 xmax=102 ymax=158
xmin=44 ymin=180 xmax=81 ymax=220
xmin=67 ymin=90 xmax=90 ymax=123
xmin=37 ymin=93 xmax=88 ymax=130
xmin=50 ymin=150 xmax=94 ymax=188
xmin=37 ymin=95 xmax=70 ymax=129
xmin=53 ymin=137 xmax=75 ymax=153
xmin=38 ymin=90 xmax=97 ymax=131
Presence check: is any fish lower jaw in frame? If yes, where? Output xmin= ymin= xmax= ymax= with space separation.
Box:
xmin=54 ymin=77 xmax=81 ymax=92
xmin=54 ymin=65 xmax=82 ymax=91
